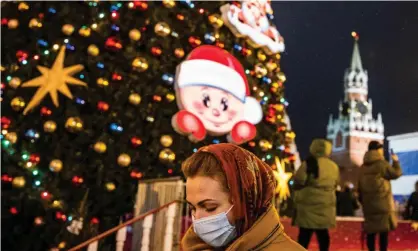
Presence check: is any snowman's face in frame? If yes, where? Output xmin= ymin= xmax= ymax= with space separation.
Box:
xmin=178 ymin=86 xmax=244 ymax=135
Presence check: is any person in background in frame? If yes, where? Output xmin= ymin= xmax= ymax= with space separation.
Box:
xmin=358 ymin=141 xmax=402 ymax=251
xmin=337 ymin=183 xmax=360 ymax=217
xmin=293 ymin=139 xmax=340 ymax=251
xmin=181 ymin=143 xmax=305 ymax=251
xmin=405 ymin=181 xmax=418 ymax=221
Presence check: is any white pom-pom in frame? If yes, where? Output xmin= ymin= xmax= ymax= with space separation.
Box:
xmin=243 ymin=96 xmax=263 ymax=124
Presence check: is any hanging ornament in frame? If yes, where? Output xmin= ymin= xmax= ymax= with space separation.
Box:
xmin=9 ymin=77 xmax=21 ymax=89
xmin=208 ymin=14 xmax=224 ymax=28
xmin=162 ymin=0 xmax=176 ymax=8
xmin=43 ymin=120 xmax=57 ymax=133
xmin=7 ymin=19 xmax=19 ymax=29
xmin=188 ymin=36 xmax=202 ymax=47
xmin=52 ymin=200 xmax=63 ymax=208
xmin=93 ymin=141 xmax=107 ymax=153
xmin=65 ymin=117 xmax=84 ymax=133
xmin=49 ymin=159 xmax=63 ymax=172
xmin=132 ymin=57 xmax=148 ymax=72
xmin=18 ymin=2 xmax=29 ymax=11
xmin=266 ymin=61 xmax=278 ymax=72
xmin=166 ymin=93 xmax=175 ymax=102
xmin=12 ymin=176 xmax=26 ymax=188
xmin=130 ymin=137 xmax=142 ymax=147
xmin=273 ymin=157 xmax=292 ymax=201
xmin=117 ymin=153 xmax=131 ymax=167
xmin=5 ymin=132 xmax=18 ymax=144
xmin=259 ymin=139 xmax=273 ymax=151
xmin=254 ymin=63 xmax=268 ymax=78
xmin=128 ymin=93 xmax=141 ymax=105
xmin=58 ymin=242 xmax=67 ymax=249
xmin=174 ymin=48 xmax=185 ymax=58
xmin=160 ymin=135 xmax=173 ymax=147
xmin=62 ymin=24 xmax=75 ymax=36
xmin=29 ymin=18 xmax=42 ymax=29
xmin=87 ymin=44 xmax=99 ymax=56
xmin=106 ymin=182 xmax=116 ymax=191
xmin=78 ymin=26 xmax=91 ymax=37
xmin=159 ymin=148 xmax=175 ymax=163
xmin=67 ymin=218 xmax=83 ymax=235
xmin=96 ymin=78 xmax=109 ymax=87
xmin=276 ymin=72 xmax=286 ymax=83
xmin=257 ymin=50 xmax=267 ymax=61
xmin=154 ymin=22 xmax=171 ymax=37
xmin=129 ymin=29 xmax=141 ymax=41
xmin=105 ymin=37 xmax=123 ymax=51
xmin=10 ymin=97 xmax=26 ymax=111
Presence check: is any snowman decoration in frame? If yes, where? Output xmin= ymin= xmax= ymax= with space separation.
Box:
xmin=172 ymin=45 xmax=263 ymax=145
xmin=221 ymin=0 xmax=285 ymax=54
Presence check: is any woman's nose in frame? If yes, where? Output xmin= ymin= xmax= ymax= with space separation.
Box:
xmin=212 ymin=109 xmax=220 ymax=117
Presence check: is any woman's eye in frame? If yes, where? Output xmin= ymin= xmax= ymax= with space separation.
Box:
xmin=220 ymin=98 xmax=228 ymax=111
xmin=206 ymin=207 xmax=217 ymax=212
xmin=202 ymin=93 xmax=210 ymax=108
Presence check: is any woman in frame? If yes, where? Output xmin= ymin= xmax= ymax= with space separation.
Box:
xmin=358 ymin=141 xmax=402 ymax=251
xmin=293 ymin=139 xmax=339 ymax=251
xmin=181 ymin=143 xmax=305 ymax=251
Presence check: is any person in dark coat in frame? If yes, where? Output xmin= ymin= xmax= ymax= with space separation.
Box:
xmin=406 ymin=181 xmax=418 ymax=221
xmin=358 ymin=141 xmax=402 ymax=251
xmin=337 ymin=183 xmax=359 ymax=217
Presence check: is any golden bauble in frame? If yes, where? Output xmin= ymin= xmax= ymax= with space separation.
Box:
xmin=58 ymin=242 xmax=66 ymax=249
xmin=154 ymin=22 xmax=171 ymax=37
xmin=9 ymin=77 xmax=21 ymax=89
xmin=266 ymin=61 xmax=278 ymax=72
xmin=52 ymin=200 xmax=63 ymax=208
xmin=8 ymin=19 xmax=19 ymax=29
xmin=5 ymin=132 xmax=18 ymax=144
xmin=18 ymin=2 xmax=29 ymax=11
xmin=160 ymin=135 xmax=173 ymax=147
xmin=117 ymin=153 xmax=131 ymax=167
xmin=259 ymin=139 xmax=273 ymax=152
xmin=29 ymin=18 xmax=42 ymax=28
xmin=49 ymin=159 xmax=63 ymax=172
xmin=65 ymin=117 xmax=84 ymax=133
xmin=87 ymin=44 xmax=100 ymax=56
xmin=276 ymin=72 xmax=287 ymax=83
xmin=43 ymin=121 xmax=57 ymax=133
xmin=159 ymin=148 xmax=176 ymax=163
xmin=208 ymin=14 xmax=224 ymax=28
xmin=174 ymin=48 xmax=185 ymax=58
xmin=10 ymin=97 xmax=25 ymax=111
xmin=106 ymin=182 xmax=116 ymax=191
xmin=12 ymin=176 xmax=26 ymax=188
xmin=93 ymin=141 xmax=107 ymax=153
xmin=132 ymin=57 xmax=148 ymax=72
xmin=129 ymin=29 xmax=141 ymax=41
xmin=162 ymin=0 xmax=176 ymax=8
xmin=254 ymin=63 xmax=268 ymax=78
xmin=129 ymin=93 xmax=141 ymax=105
xmin=97 ymin=78 xmax=109 ymax=87
xmin=79 ymin=27 xmax=91 ymax=37
xmin=62 ymin=24 xmax=75 ymax=36
xmin=166 ymin=93 xmax=175 ymax=102
xmin=257 ymin=50 xmax=267 ymax=61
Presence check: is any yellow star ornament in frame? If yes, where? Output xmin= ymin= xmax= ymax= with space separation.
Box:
xmin=273 ymin=157 xmax=292 ymax=201
xmin=21 ymin=46 xmax=87 ymax=115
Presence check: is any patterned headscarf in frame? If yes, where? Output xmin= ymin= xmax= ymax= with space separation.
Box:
xmin=198 ymin=143 xmax=276 ymax=236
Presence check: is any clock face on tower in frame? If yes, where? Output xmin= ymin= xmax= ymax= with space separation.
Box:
xmin=356 ymin=102 xmax=368 ymax=115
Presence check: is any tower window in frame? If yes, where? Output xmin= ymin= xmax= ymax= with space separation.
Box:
xmin=336 ymin=131 xmax=343 ymax=148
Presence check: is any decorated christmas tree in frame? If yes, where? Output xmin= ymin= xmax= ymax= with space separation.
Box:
xmin=1 ymin=1 xmax=296 ymax=250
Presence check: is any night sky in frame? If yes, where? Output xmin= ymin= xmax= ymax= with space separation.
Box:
xmin=271 ymin=2 xmax=418 ymax=158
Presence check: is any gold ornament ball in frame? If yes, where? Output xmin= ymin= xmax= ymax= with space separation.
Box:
xmin=62 ymin=24 xmax=75 ymax=36
xmin=276 ymin=72 xmax=287 ymax=83
xmin=87 ymin=44 xmax=100 ymax=56
xmin=160 ymin=135 xmax=173 ymax=147
xmin=12 ymin=176 xmax=26 ymax=188
xmin=129 ymin=93 xmax=141 ymax=105
xmin=10 ymin=97 xmax=25 ymax=111
xmin=106 ymin=182 xmax=116 ymax=191
xmin=97 ymin=78 xmax=109 ymax=87
xmin=79 ymin=27 xmax=91 ymax=37
xmin=166 ymin=93 xmax=175 ymax=102
xmin=117 ymin=153 xmax=131 ymax=167
xmin=129 ymin=29 xmax=141 ymax=41
xmin=18 ymin=2 xmax=30 ymax=11
xmin=43 ymin=121 xmax=57 ymax=133
xmin=29 ymin=18 xmax=42 ymax=28
xmin=208 ymin=14 xmax=224 ymax=28
xmin=9 ymin=77 xmax=21 ymax=89
xmin=254 ymin=63 xmax=268 ymax=78
xmin=8 ymin=19 xmax=19 ymax=29
xmin=259 ymin=139 xmax=273 ymax=152
xmin=159 ymin=148 xmax=176 ymax=163
xmin=49 ymin=159 xmax=63 ymax=172
xmin=154 ymin=22 xmax=171 ymax=37
xmin=132 ymin=57 xmax=149 ymax=72
xmin=5 ymin=132 xmax=18 ymax=144
xmin=65 ymin=117 xmax=84 ymax=133
xmin=257 ymin=50 xmax=267 ymax=61
xmin=266 ymin=61 xmax=278 ymax=72
xmin=162 ymin=0 xmax=176 ymax=8
xmin=174 ymin=48 xmax=185 ymax=58
xmin=58 ymin=242 xmax=66 ymax=249
xmin=94 ymin=141 xmax=107 ymax=153
xmin=52 ymin=200 xmax=63 ymax=208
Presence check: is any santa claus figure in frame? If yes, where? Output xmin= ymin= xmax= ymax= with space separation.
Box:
xmin=172 ymin=45 xmax=263 ymax=144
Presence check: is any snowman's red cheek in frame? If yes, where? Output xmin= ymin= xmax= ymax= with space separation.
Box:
xmin=228 ymin=110 xmax=237 ymax=118
xmin=192 ymin=101 xmax=205 ymax=113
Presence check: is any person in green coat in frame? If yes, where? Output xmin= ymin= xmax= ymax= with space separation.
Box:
xmin=293 ymin=139 xmax=340 ymax=251
xmin=358 ymin=141 xmax=402 ymax=251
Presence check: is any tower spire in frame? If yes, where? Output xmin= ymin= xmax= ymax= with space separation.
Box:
xmin=350 ymin=31 xmax=363 ymax=71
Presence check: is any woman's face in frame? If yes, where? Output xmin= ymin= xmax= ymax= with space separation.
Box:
xmin=186 ymin=176 xmax=234 ymax=224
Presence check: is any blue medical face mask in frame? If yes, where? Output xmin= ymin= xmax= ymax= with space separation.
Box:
xmin=192 ymin=205 xmax=236 ymax=247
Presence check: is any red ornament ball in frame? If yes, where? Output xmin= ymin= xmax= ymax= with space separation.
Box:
xmin=41 ymin=107 xmax=52 ymax=116
xmin=97 ymin=101 xmax=109 ymax=112
xmin=10 ymin=207 xmax=18 ymax=215
xmin=29 ymin=154 xmax=41 ymax=164
xmin=151 ymin=46 xmax=162 ymax=56
xmin=91 ymin=217 xmax=100 ymax=224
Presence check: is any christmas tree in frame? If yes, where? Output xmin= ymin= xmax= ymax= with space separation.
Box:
xmin=1 ymin=1 xmax=296 ymax=250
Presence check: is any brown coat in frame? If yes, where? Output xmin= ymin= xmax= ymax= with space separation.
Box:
xmin=182 ymin=205 xmax=306 ymax=251
xmin=358 ymin=150 xmax=402 ymax=234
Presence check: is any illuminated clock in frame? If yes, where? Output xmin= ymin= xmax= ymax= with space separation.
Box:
xmin=356 ymin=102 xmax=368 ymax=115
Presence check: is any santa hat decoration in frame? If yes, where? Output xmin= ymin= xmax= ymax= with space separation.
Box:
xmin=176 ymin=45 xmax=263 ymax=124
